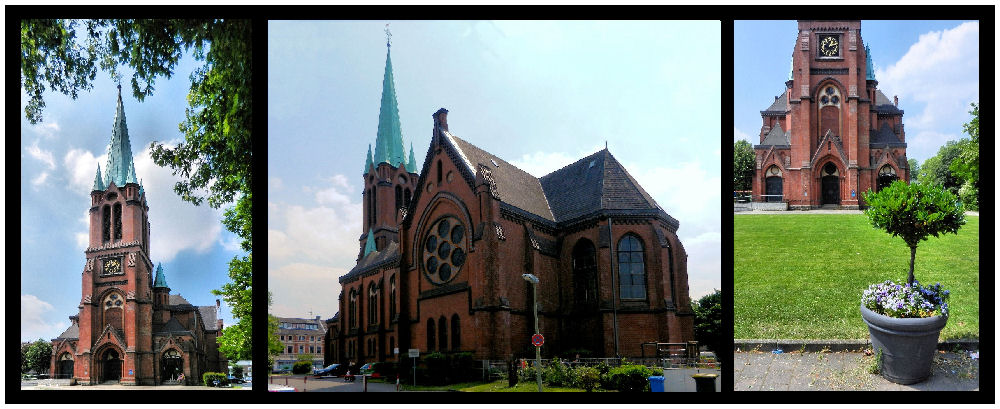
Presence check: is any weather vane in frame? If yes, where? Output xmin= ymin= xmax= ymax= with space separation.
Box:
xmin=385 ymin=23 xmax=392 ymax=48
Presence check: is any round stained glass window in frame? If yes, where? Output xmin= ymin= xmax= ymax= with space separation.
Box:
xmin=821 ymin=95 xmax=829 ymax=104
xmin=423 ymin=216 xmax=468 ymax=285
xmin=831 ymin=95 xmax=839 ymax=104
xmin=826 ymin=87 xmax=835 ymax=95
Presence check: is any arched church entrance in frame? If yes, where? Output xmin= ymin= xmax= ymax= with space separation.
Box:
xmin=57 ymin=353 xmax=74 ymax=379
xmin=764 ymin=166 xmax=783 ymax=202
xmin=565 ymin=239 xmax=602 ymax=356
xmin=877 ymin=165 xmax=897 ymax=192
xmin=102 ymin=349 xmax=122 ymax=383
xmin=161 ymin=349 xmax=184 ymax=383
xmin=821 ymin=162 xmax=840 ymax=205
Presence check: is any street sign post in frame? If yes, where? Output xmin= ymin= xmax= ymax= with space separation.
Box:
xmin=408 ymin=349 xmax=419 ymax=387
xmin=532 ymin=334 xmax=544 ymax=347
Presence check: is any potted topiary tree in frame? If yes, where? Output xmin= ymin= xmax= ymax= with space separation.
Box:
xmin=860 ymin=180 xmax=965 ymax=384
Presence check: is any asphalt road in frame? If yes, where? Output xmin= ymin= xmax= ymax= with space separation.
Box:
xmin=269 ymin=376 xmax=404 ymax=392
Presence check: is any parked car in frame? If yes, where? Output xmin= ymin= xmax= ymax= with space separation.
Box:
xmin=314 ymin=364 xmax=341 ymax=376
xmin=359 ymin=363 xmax=382 ymax=378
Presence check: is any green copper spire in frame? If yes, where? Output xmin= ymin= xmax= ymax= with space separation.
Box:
xmin=139 ymin=178 xmax=145 ymax=197
xmin=406 ymin=142 xmax=417 ymax=173
xmin=372 ymin=41 xmax=407 ymax=169
xmin=363 ymin=228 xmax=376 ymax=257
xmin=92 ymin=163 xmax=105 ymax=191
xmin=104 ymin=85 xmax=139 ymax=187
xmin=153 ymin=263 xmax=168 ymax=288
xmin=865 ymin=44 xmax=876 ymax=81
xmin=364 ymin=144 xmax=374 ymax=175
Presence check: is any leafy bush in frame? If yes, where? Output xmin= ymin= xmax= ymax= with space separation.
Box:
xmin=449 ymin=352 xmax=476 ymax=383
xmin=573 ymin=366 xmax=601 ymax=392
xmin=423 ymin=352 xmax=449 ymax=385
xmin=203 ymin=372 xmax=228 ymax=387
xmin=372 ymin=361 xmax=397 ymax=379
xmin=542 ymin=358 xmax=572 ymax=387
xmin=958 ymin=180 xmax=978 ymax=211
xmin=604 ymin=364 xmax=654 ymax=392
xmin=291 ymin=360 xmax=312 ymax=374
xmin=517 ymin=360 xmax=539 ymax=385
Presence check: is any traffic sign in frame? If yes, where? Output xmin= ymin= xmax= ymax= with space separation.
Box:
xmin=531 ymin=333 xmax=544 ymax=347
xmin=408 ymin=348 xmax=420 ymax=358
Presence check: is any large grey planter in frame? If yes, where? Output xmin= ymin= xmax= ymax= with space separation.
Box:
xmin=860 ymin=304 xmax=948 ymax=384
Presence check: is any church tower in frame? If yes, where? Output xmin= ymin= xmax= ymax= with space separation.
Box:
xmin=754 ymin=20 xmax=907 ymax=209
xmin=360 ymin=28 xmax=418 ymax=260
xmin=77 ymin=86 xmax=155 ymax=385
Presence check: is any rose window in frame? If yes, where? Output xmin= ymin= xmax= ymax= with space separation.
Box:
xmin=423 ymin=216 xmax=467 ymax=285
xmin=104 ymin=293 xmax=123 ymax=310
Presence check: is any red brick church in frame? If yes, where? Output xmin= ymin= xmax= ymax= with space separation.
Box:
xmin=752 ymin=20 xmax=909 ymax=209
xmin=49 ymin=88 xmax=226 ymax=385
xmin=325 ymin=38 xmax=694 ymax=366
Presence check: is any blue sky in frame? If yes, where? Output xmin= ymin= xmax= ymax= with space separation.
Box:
xmin=20 ymin=46 xmax=241 ymax=342
xmin=734 ymin=20 xmax=979 ymax=165
xmin=268 ymin=20 xmax=722 ymax=319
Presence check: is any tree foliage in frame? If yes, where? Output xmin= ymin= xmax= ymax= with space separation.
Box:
xmin=918 ymin=141 xmax=963 ymax=196
xmin=25 ymin=339 xmax=53 ymax=375
xmin=693 ymin=289 xmax=723 ymax=368
xmin=862 ymin=180 xmax=965 ymax=286
xmin=267 ymin=292 xmax=284 ymax=370
xmin=907 ymin=159 xmax=920 ymax=183
xmin=950 ymin=103 xmax=979 ymax=210
xmin=733 ymin=140 xmax=755 ymax=191
xmin=21 ymin=18 xmax=253 ymax=362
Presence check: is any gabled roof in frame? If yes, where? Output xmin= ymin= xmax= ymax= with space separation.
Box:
xmin=199 ymin=306 xmax=219 ymax=331
xmin=340 ymin=241 xmax=400 ymax=284
xmin=154 ymin=316 xmax=191 ymax=335
xmin=870 ymin=122 xmax=906 ymax=146
xmin=873 ymin=90 xmax=903 ymax=115
xmin=169 ymin=294 xmax=192 ymax=306
xmin=104 ymin=86 xmax=139 ymax=187
xmin=446 ymin=133 xmax=555 ymax=221
xmin=54 ymin=322 xmax=80 ymax=340
xmin=758 ymin=123 xmax=791 ymax=147
xmin=761 ymin=90 xmax=788 ymax=114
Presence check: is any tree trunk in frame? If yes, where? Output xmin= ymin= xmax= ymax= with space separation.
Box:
xmin=907 ymin=246 xmax=917 ymax=286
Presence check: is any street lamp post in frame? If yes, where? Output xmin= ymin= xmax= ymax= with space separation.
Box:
xmin=522 ymin=273 xmax=542 ymax=393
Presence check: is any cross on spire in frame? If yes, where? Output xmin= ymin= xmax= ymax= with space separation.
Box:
xmin=385 ymin=23 xmax=392 ymax=48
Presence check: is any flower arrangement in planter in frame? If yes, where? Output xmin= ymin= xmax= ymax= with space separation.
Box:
xmin=860 ymin=180 xmax=965 ymax=384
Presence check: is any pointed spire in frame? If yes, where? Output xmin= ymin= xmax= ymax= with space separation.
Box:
xmin=93 ymin=163 xmax=105 ymax=191
xmin=372 ymin=36 xmax=407 ymax=170
xmin=865 ymin=44 xmax=876 ymax=81
xmin=105 ymin=85 xmax=139 ymax=187
xmin=407 ymin=142 xmax=417 ymax=173
xmin=153 ymin=263 xmax=168 ymax=288
xmin=364 ymin=144 xmax=374 ymax=175
xmin=363 ymin=229 xmax=377 ymax=256
xmin=139 ymin=178 xmax=145 ymax=198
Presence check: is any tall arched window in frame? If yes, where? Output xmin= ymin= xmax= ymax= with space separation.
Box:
xmin=438 ymin=316 xmax=448 ymax=351
xmin=427 ymin=319 xmax=436 ymax=351
xmin=404 ymin=189 xmax=412 ymax=209
xmin=368 ymin=283 xmax=378 ymax=325
xmin=437 ymin=160 xmax=443 ymax=183
xmin=349 ymin=289 xmax=358 ymax=329
xmin=572 ymin=239 xmax=598 ymax=311
xmin=451 ymin=314 xmax=461 ymax=351
xmin=617 ymin=235 xmax=647 ymax=300
xmin=389 ymin=275 xmax=396 ymax=321
xmin=113 ymin=202 xmax=122 ymax=241
xmin=102 ymin=205 xmax=111 ymax=242
xmin=395 ymin=185 xmax=403 ymax=214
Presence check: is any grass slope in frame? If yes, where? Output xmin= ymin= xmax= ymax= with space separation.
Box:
xmin=734 ymin=214 xmax=979 ymax=340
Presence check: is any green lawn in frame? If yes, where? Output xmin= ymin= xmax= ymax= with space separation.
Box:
xmin=396 ymin=380 xmax=594 ymax=392
xmin=734 ymin=214 xmax=979 ymax=340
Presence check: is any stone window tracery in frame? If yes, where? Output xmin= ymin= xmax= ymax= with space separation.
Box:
xmin=423 ymin=216 xmax=467 ymax=285
xmin=617 ymin=235 xmax=647 ymax=300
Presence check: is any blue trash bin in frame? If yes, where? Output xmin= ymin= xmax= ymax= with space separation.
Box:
xmin=648 ymin=376 xmax=665 ymax=392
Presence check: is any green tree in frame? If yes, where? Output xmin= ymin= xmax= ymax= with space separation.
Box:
xmin=21 ymin=342 xmax=33 ymax=374
xmin=266 ymin=293 xmax=284 ymax=370
xmin=862 ymin=181 xmax=965 ymax=286
xmin=918 ymin=141 xmax=963 ymax=196
xmin=21 ymin=19 xmax=253 ymax=361
xmin=693 ymin=289 xmax=723 ymax=368
xmin=907 ymin=159 xmax=920 ymax=183
xmin=25 ymin=339 xmax=53 ymax=375
xmin=950 ymin=103 xmax=979 ymax=209
xmin=733 ymin=140 xmax=754 ymax=192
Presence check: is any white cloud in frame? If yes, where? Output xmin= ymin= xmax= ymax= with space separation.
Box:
xmin=26 ymin=140 xmax=56 ymax=169
xmin=509 ymin=144 xmax=605 ymax=178
xmin=269 ymin=263 xmax=346 ymax=319
xmin=734 ymin=127 xmax=752 ymax=144
xmin=270 ymin=176 xmax=284 ymax=191
xmin=21 ymin=294 xmax=69 ymax=342
xmin=876 ymin=22 xmax=978 ymax=160
xmin=64 ymin=149 xmax=107 ymax=196
xmin=269 ymin=175 xmax=363 ymax=268
xmin=31 ymin=172 xmax=49 ymax=188
xmin=27 ymin=121 xmax=61 ymax=139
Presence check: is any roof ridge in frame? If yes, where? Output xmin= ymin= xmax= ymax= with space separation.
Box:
xmin=539 ymin=148 xmax=607 ymax=181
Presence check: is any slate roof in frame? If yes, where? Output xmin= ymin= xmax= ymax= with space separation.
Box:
xmin=339 ymin=241 xmax=400 ymax=284
xmin=447 ymin=133 xmax=556 ymax=221
xmin=277 ymin=317 xmax=324 ymax=324
xmin=153 ymin=316 xmax=191 ymax=335
xmin=870 ymin=123 xmax=906 ymax=146
xmin=873 ymin=90 xmax=903 ymax=115
xmin=761 ymin=90 xmax=788 ymax=114
xmin=199 ymin=306 xmax=219 ymax=331
xmin=54 ymin=322 xmax=80 ymax=340
xmin=758 ymin=123 xmax=791 ymax=146
xmin=169 ymin=294 xmax=192 ymax=306
xmin=539 ymin=150 xmax=662 ymax=224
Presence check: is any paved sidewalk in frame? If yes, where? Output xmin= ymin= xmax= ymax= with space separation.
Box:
xmin=734 ymin=350 xmax=979 ymax=391
xmin=268 ymin=376 xmax=406 ymax=392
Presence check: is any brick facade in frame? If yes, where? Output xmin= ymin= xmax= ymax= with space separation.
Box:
xmin=752 ymin=20 xmax=908 ymax=209
xmin=274 ymin=316 xmax=326 ymax=371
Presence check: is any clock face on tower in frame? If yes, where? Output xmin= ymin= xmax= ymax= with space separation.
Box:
xmin=103 ymin=257 xmax=122 ymax=275
xmin=819 ymin=36 xmax=839 ymax=57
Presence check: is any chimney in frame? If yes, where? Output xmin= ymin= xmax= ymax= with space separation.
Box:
xmin=216 ymin=299 xmax=220 ymax=309
xmin=893 ymin=95 xmax=898 ymax=106
xmin=434 ymin=108 xmax=449 ymax=132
